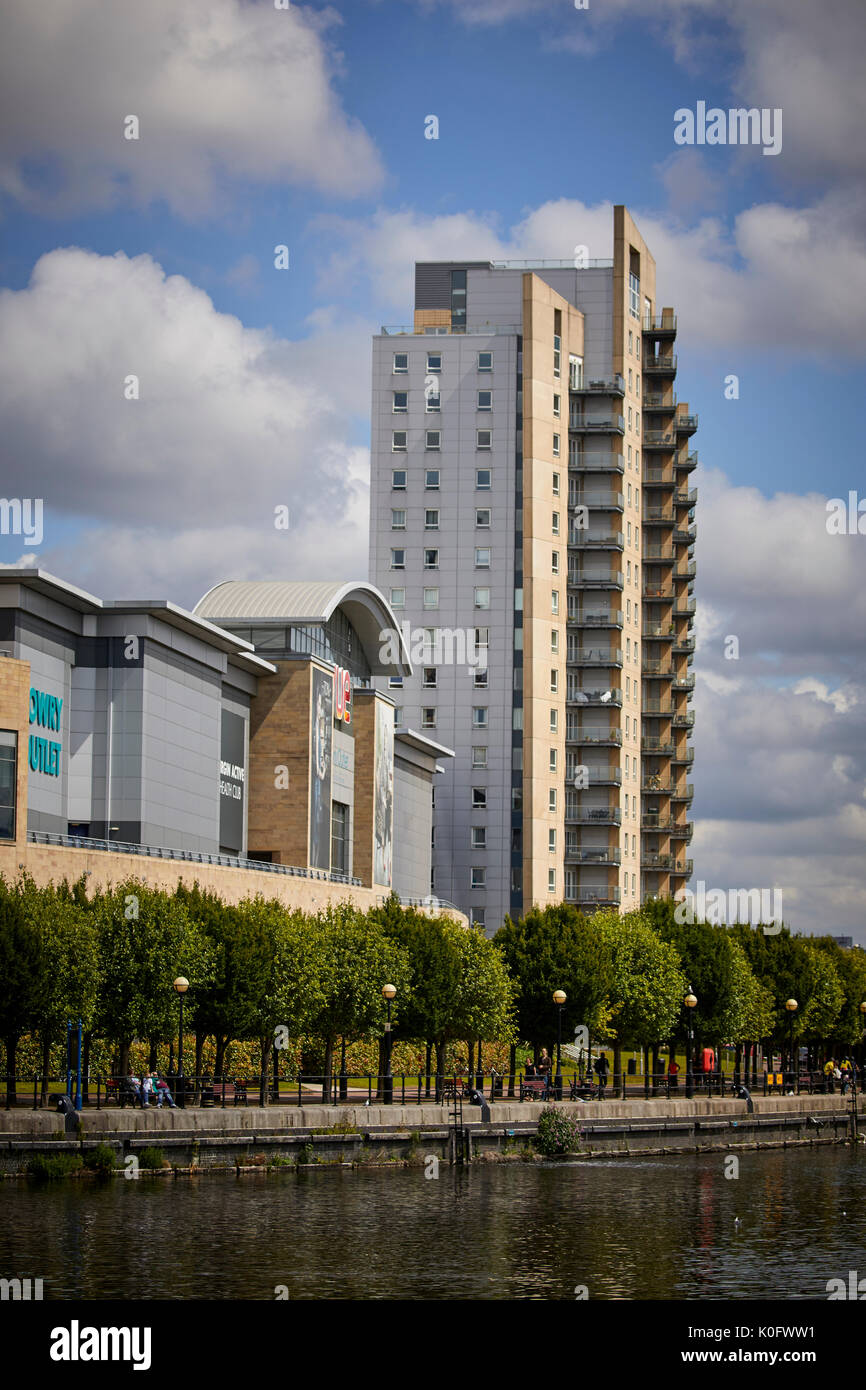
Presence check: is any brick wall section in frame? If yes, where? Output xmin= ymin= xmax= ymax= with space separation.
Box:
xmin=0 ymin=656 xmax=31 ymax=850
xmin=246 ymin=660 xmax=315 ymax=866
xmin=0 ymin=842 xmax=467 ymax=923
xmin=351 ymin=689 xmax=377 ymax=887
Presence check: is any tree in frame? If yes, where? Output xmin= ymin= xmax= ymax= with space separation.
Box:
xmin=28 ymin=877 xmax=99 ymax=1100
xmin=0 ymin=875 xmax=48 ymax=1098
xmin=595 ymin=909 xmax=687 ymax=1081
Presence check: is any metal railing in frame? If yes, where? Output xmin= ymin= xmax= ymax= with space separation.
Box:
xmin=26 ymin=831 xmax=361 ymax=886
xmin=643 ymin=314 xmax=677 ymax=334
xmin=566 ymin=688 xmax=623 ymax=706
xmin=571 ymin=375 xmax=625 ymax=394
xmin=380 ymin=323 xmax=522 ymax=337
xmin=566 ymin=808 xmax=622 ymax=824
xmin=568 ymin=452 xmax=625 ymax=471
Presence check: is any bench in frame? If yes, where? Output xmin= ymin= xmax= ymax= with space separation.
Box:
xmin=520 ymin=1075 xmax=552 ymax=1102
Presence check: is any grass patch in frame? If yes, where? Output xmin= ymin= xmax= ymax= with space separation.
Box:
xmin=83 ymin=1143 xmax=116 ymax=1175
xmin=26 ymin=1152 xmax=83 ymax=1180
xmin=137 ymin=1146 xmax=167 ymax=1171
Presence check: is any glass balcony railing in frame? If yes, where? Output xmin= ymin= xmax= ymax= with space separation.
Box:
xmin=564 ymin=847 xmax=622 ymax=865
xmin=566 ymin=728 xmax=622 ymax=745
xmin=676 ymin=414 xmax=698 ymax=434
xmin=566 ymin=688 xmax=623 ymax=707
xmin=567 ymin=610 xmax=624 ymax=627
xmin=568 ymin=452 xmax=625 ymax=472
xmin=670 ymin=783 xmax=694 ymax=801
xmin=565 ymin=807 xmax=622 ymax=824
xmin=567 ymin=648 xmax=623 ymax=666
xmin=643 ymin=393 xmax=677 ymax=411
xmin=569 ymin=570 xmax=624 ymax=588
xmin=570 ymin=375 xmax=625 ymax=395
xmin=570 ymin=493 xmax=625 ymax=510
xmin=643 ymin=314 xmax=677 ymax=335
xmin=569 ymin=414 xmax=626 ymax=433
xmin=644 ymin=354 xmax=677 ymax=374
xmin=568 ymin=532 xmax=624 ymax=549
xmin=644 ymin=431 xmax=677 ymax=449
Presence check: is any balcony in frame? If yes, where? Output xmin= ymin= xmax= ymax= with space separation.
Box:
xmin=564 ymin=847 xmax=622 ymax=865
xmin=644 ymin=625 xmax=675 ymax=640
xmin=643 ymin=661 xmax=673 ymax=677
xmin=644 ymin=546 xmax=675 ymax=563
xmin=677 ymin=451 xmax=699 ymax=472
xmin=643 ymin=702 xmax=672 ymax=716
xmin=671 ymin=710 xmax=696 ymax=728
xmin=567 ymin=727 xmax=623 ymax=746
xmin=672 ymin=674 xmax=696 ymax=691
xmin=579 ymin=767 xmax=623 ymax=785
xmin=642 ymin=776 xmax=673 ymax=793
xmin=673 ymin=526 xmax=697 ymax=546
xmin=567 ymin=610 xmax=624 ymax=628
xmin=643 ymin=393 xmax=677 ymax=412
xmin=568 ymin=452 xmax=625 ymax=473
xmin=672 ymin=638 xmax=696 ymax=655
xmin=566 ymin=688 xmax=623 ymax=707
xmin=643 ymin=313 xmax=677 ymax=336
xmin=670 ymin=822 xmax=695 ymax=839
xmin=673 ymin=596 xmax=696 ymax=617
xmin=571 ymin=493 xmax=625 ymax=511
xmin=568 ymin=888 xmax=623 ymax=907
xmin=676 ymin=414 xmax=698 ymax=435
xmin=674 ymin=488 xmax=698 ymax=507
xmin=570 ymin=375 xmax=625 ymax=396
xmin=644 ymin=585 xmax=675 ymax=602
xmin=670 ymin=859 xmax=694 ymax=877
xmin=671 ymin=746 xmax=695 ymax=764
xmin=670 ymin=783 xmax=694 ymax=801
xmin=570 ymin=570 xmax=624 ymax=589
xmin=568 ymin=532 xmax=624 ymax=550
xmin=644 ymin=354 xmax=677 ymax=375
xmin=642 ymin=738 xmax=674 ymax=754
xmin=642 ymin=854 xmax=693 ymax=874
xmin=674 ymin=561 xmax=697 ymax=580
xmin=644 ymin=508 xmax=675 ymax=524
xmin=569 ymin=414 xmax=626 ymax=434
xmin=642 ymin=814 xmax=675 ymax=831
xmin=643 ymin=468 xmax=675 ymax=487
xmin=567 ymin=648 xmax=624 ymax=667
xmin=566 ymin=807 xmax=622 ymax=825
xmin=643 ymin=431 xmax=677 ymax=451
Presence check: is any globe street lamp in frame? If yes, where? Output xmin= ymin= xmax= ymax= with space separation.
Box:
xmin=553 ymin=990 xmax=567 ymax=1100
xmin=382 ymin=984 xmax=397 ymax=1105
xmin=785 ymin=999 xmax=798 ymax=1092
xmin=684 ymin=990 xmax=698 ymax=1099
xmin=173 ymin=977 xmax=189 ymax=1108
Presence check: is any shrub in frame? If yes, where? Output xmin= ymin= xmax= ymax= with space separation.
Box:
xmin=26 ymin=1152 xmax=83 ymax=1180
xmin=83 ymin=1143 xmax=116 ymax=1175
xmin=535 ymin=1110 xmax=580 ymax=1157
xmin=137 ymin=1146 xmax=167 ymax=1170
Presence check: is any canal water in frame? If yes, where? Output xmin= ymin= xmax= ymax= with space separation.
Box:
xmin=1 ymin=1147 xmax=863 ymax=1300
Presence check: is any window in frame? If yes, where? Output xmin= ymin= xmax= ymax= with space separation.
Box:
xmin=548 ymin=787 xmax=557 ymax=812
xmin=549 ymin=748 xmax=557 ymax=772
xmin=474 ymin=626 xmax=489 ymax=658
xmin=475 ymin=508 xmax=491 ymax=528
xmin=0 ymin=731 xmax=17 ymax=841
xmin=552 ymin=471 xmax=560 ymax=497
xmin=628 ymin=331 xmax=633 ymax=354
xmin=550 ymin=669 xmax=558 ymax=693
xmin=391 ymin=508 xmax=406 ymax=529
xmin=471 ymin=907 xmax=486 ymax=927
xmin=424 ymin=549 xmax=439 ymax=568
xmin=477 ymin=351 xmax=493 ymax=372
xmin=476 ymin=468 xmax=492 ymax=489
xmin=423 ymin=627 xmax=438 ymax=656
xmin=472 ymin=706 xmax=488 ymax=728
xmin=569 ymin=355 xmax=583 ymax=389
xmin=421 ymin=708 xmax=437 ymax=729
xmin=389 ymin=588 xmax=405 ymax=608
xmin=471 ymin=826 xmax=487 ymax=849
xmin=549 ymin=709 xmax=558 ymax=733
xmin=552 ymin=551 xmax=559 ymax=575
xmin=393 ymin=352 xmax=408 ymax=373
xmin=427 ymin=352 xmax=442 ymax=373
xmin=474 ymin=587 xmax=490 ymax=609
xmin=552 ymin=511 xmax=560 ymax=536
xmin=392 ymin=431 xmax=407 ymax=451
xmin=549 ymin=829 xmax=556 ymax=852
xmin=419 ymin=668 xmax=437 ymax=691
xmin=472 ymin=788 xmax=487 ymax=809
xmin=552 ymin=590 xmax=559 ymax=615
xmin=423 ymin=587 xmax=439 ymax=609
xmin=629 ymin=271 xmax=640 ymax=319
xmin=553 ymin=333 xmax=561 ymax=378
xmin=388 ymin=676 xmax=403 ymax=690
xmin=425 ymin=509 xmax=440 ymax=530
xmin=471 ymin=867 xmax=486 ymax=889
xmin=476 ymin=429 xmax=492 ymax=449
xmin=390 ymin=549 xmax=405 ymax=569
xmin=553 ymin=393 xmax=561 ymax=418
xmin=391 ymin=468 xmax=407 ymax=490
xmin=477 ymin=390 xmax=493 ymax=412
xmin=331 ymin=801 xmax=350 ymax=873
xmin=548 ymin=868 xmax=556 ymax=893
xmin=394 ymin=706 xmax=403 ymax=728
xmin=475 ymin=547 xmax=491 ymax=568
xmin=472 ymin=746 xmax=487 ymax=768
xmin=425 ymin=390 xmax=440 ymax=412
xmin=425 ymin=430 xmax=441 ymax=450
xmin=551 ymin=629 xmax=559 ymax=654
xmin=392 ymin=391 xmax=408 ymax=413
xmin=425 ymin=468 xmax=440 ymax=489
xmin=553 ymin=433 xmax=560 ymax=457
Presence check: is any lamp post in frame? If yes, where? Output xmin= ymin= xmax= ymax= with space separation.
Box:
xmin=785 ymin=998 xmax=798 ymax=1092
xmin=553 ymin=990 xmax=566 ymax=1100
xmin=684 ymin=990 xmax=697 ymax=1099
xmin=382 ymin=984 xmax=396 ymax=1105
xmin=852 ymin=1001 xmax=866 ymax=1138
xmin=173 ymin=977 xmax=189 ymax=1108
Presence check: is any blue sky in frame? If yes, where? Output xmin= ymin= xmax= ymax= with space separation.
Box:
xmin=1 ymin=0 xmax=865 ymax=932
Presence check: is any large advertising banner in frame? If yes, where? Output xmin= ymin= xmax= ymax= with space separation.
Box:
xmin=219 ymin=709 xmax=246 ymax=854
xmin=373 ymin=700 xmax=393 ymax=888
xmin=309 ymin=667 xmax=333 ymax=870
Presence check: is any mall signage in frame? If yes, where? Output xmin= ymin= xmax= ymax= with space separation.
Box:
xmin=333 ymin=665 xmax=352 ymax=725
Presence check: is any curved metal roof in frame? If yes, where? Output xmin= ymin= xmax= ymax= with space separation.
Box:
xmin=193 ymin=580 xmax=411 ymax=676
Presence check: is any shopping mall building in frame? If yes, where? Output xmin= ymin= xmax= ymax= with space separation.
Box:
xmin=0 ymin=569 xmax=455 ymax=916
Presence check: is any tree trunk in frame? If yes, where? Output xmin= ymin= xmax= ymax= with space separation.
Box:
xmin=508 ymin=1042 xmax=516 ymax=1098
xmin=322 ymin=1037 xmax=334 ymax=1105
xmin=424 ymin=1040 xmax=432 ymax=1098
xmin=613 ymin=1041 xmax=623 ymax=1096
xmin=435 ymin=1040 xmax=445 ymax=1101
xmin=41 ymin=1034 xmax=52 ymax=1104
xmin=4 ymin=1033 xmax=18 ymax=1106
xmin=215 ymin=1035 xmax=228 ymax=1079
xmin=651 ymin=1045 xmax=661 ymax=1095
xmin=147 ymin=1039 xmax=158 ymax=1072
xmin=259 ymin=1036 xmax=271 ymax=1107
xmin=119 ymin=1040 xmax=131 ymax=1081
xmin=194 ymin=1031 xmax=205 ymax=1104
xmin=82 ymin=1032 xmax=91 ymax=1103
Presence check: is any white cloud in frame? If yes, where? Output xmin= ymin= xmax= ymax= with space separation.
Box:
xmin=0 ymin=248 xmax=372 ymax=602
xmin=0 ymin=0 xmax=383 ymax=216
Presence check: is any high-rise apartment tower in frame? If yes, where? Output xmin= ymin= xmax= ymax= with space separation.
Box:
xmin=369 ymin=206 xmax=696 ymax=931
